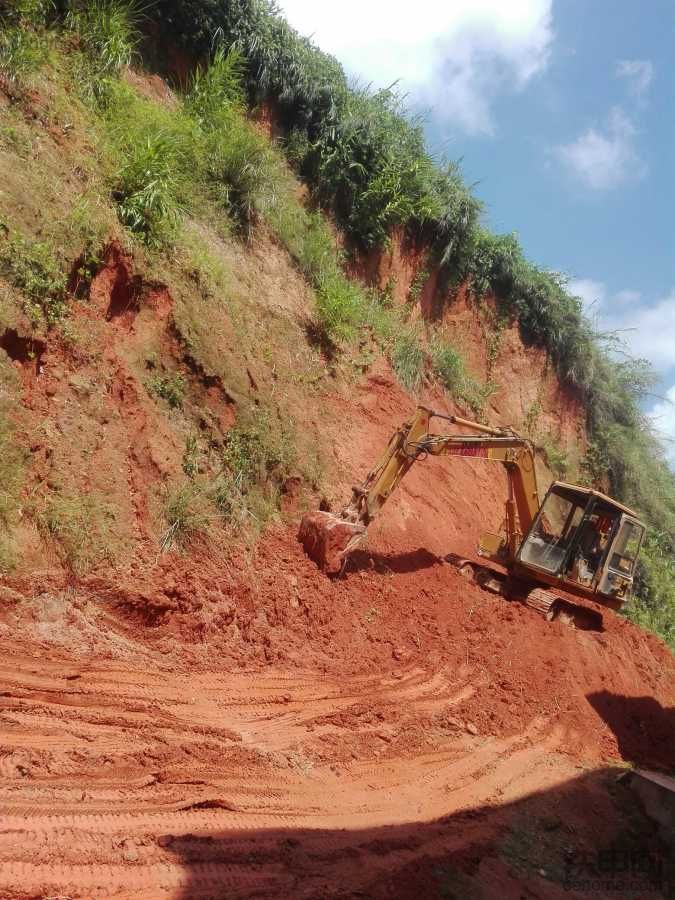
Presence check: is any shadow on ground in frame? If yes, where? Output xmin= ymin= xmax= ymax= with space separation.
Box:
xmin=344 ymin=547 xmax=442 ymax=576
xmin=165 ymin=767 xmax=674 ymax=899
xmin=587 ymin=691 xmax=675 ymax=771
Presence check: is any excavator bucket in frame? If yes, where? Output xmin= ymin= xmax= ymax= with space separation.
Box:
xmin=298 ymin=511 xmax=366 ymax=575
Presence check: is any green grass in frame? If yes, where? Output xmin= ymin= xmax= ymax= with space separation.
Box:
xmin=0 ymin=229 xmax=67 ymax=327
xmin=65 ymin=0 xmax=141 ymax=79
xmin=391 ymin=331 xmax=425 ymax=392
xmin=185 ymin=46 xmax=244 ymax=125
xmin=114 ymin=131 xmax=187 ymax=244
xmin=0 ymin=25 xmax=51 ymax=83
xmin=429 ymin=338 xmax=496 ymax=418
xmin=430 ymin=340 xmax=467 ymax=397
xmin=539 ymin=437 xmax=569 ymax=479
xmin=160 ymin=482 xmax=210 ymax=551
xmin=0 ymin=400 xmax=25 ymax=571
xmin=40 ymin=491 xmax=119 ymax=574
xmin=0 ymin=0 xmax=52 ymax=84
xmin=631 ymin=532 xmax=675 ymax=649
xmin=146 ymin=371 xmax=186 ymax=409
xmin=205 ymin=118 xmax=286 ymax=235
xmin=213 ymin=408 xmax=298 ymax=527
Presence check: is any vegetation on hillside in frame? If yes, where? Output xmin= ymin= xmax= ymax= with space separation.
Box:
xmin=148 ymin=0 xmax=675 ymax=645
xmin=1 ymin=0 xmax=673 ymax=646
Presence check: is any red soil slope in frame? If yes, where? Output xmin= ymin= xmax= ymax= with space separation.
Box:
xmin=0 ymin=515 xmax=673 ymax=898
xmin=1 ymin=68 xmax=672 ymax=900
xmin=1 ymin=318 xmax=673 ymax=898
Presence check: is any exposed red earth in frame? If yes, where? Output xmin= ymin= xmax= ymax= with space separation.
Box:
xmin=1 ymin=505 xmax=673 ymax=898
xmin=1 ymin=256 xmax=674 ymax=895
xmin=0 ymin=177 xmax=672 ymax=899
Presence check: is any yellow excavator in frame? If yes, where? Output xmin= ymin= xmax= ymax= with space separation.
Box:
xmin=299 ymin=406 xmax=645 ymax=628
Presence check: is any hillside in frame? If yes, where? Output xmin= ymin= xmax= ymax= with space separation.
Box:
xmin=0 ymin=3 xmax=674 ymax=899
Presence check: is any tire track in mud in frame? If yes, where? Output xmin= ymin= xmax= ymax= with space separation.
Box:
xmin=0 ymin=648 xmax=580 ymax=898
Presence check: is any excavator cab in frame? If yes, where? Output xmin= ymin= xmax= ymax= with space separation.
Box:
xmin=516 ymin=483 xmax=645 ymax=609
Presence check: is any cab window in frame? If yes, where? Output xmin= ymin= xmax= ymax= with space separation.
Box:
xmin=608 ymin=519 xmax=644 ymax=575
xmin=519 ymin=489 xmax=585 ymax=574
xmin=565 ymin=509 xmax=617 ymax=587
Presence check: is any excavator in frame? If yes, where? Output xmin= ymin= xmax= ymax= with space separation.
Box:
xmin=299 ymin=406 xmax=646 ymax=628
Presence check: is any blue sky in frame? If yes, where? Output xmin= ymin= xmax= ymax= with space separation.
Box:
xmin=276 ymin=0 xmax=675 ymax=462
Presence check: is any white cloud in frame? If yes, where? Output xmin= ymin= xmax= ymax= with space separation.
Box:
xmin=648 ymin=385 xmax=675 ymax=466
xmin=554 ymin=107 xmax=646 ymax=190
xmin=567 ymin=278 xmax=606 ymax=313
xmin=614 ymin=291 xmax=675 ymax=371
xmin=568 ymin=281 xmax=675 ymax=373
xmin=276 ymin=0 xmax=553 ymax=135
xmin=616 ymin=59 xmax=654 ymax=100
xmin=571 ymin=279 xmax=675 ymax=465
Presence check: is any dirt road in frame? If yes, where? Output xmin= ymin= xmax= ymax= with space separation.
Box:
xmin=0 ymin=644 xmax=671 ymax=898
xmin=0 ymin=527 xmax=673 ymax=898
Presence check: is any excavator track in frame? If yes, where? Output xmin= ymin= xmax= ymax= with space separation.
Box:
xmin=523 ymin=589 xmax=604 ymax=630
xmin=444 ymin=557 xmax=604 ymax=631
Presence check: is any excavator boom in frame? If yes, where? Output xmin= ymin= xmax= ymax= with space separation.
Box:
xmin=299 ymin=406 xmax=540 ymax=574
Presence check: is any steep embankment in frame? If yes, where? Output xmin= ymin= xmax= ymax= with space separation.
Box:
xmin=0 ymin=35 xmax=673 ymax=900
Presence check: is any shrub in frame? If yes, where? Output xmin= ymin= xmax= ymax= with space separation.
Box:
xmin=391 ymin=331 xmax=425 ymax=392
xmin=41 ymin=491 xmax=118 ymax=573
xmin=204 ymin=115 xmax=285 ymax=234
xmin=0 ymin=25 xmax=50 ymax=83
xmin=65 ymin=0 xmax=141 ymax=78
xmin=149 ymin=0 xmax=480 ymax=259
xmin=147 ymin=371 xmax=186 ymax=409
xmin=185 ymin=45 xmax=244 ymax=126
xmin=114 ymin=131 xmax=187 ymax=244
xmin=0 ymin=230 xmax=67 ymax=327
xmin=629 ymin=531 xmax=675 ymax=649
xmin=314 ymin=271 xmax=367 ymax=342
xmin=215 ymin=410 xmax=296 ymax=525
xmin=222 ymin=410 xmax=295 ymax=487
xmin=430 ymin=340 xmax=467 ymax=397
xmin=160 ymin=482 xmax=210 ymax=551
xmin=0 ymin=406 xmax=24 ymax=571
xmin=0 ymin=1 xmax=52 ymax=84
xmin=540 ymin=437 xmax=569 ymax=479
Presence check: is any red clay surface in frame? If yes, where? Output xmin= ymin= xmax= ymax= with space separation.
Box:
xmin=2 ymin=69 xmax=673 ymax=900
xmin=2 ymin=328 xmax=673 ymax=896
xmin=1 ymin=521 xmax=673 ymax=899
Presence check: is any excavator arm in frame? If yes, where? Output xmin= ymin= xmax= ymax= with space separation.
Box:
xmin=299 ymin=406 xmax=540 ymax=574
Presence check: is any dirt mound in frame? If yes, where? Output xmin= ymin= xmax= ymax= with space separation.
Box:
xmin=0 ymin=531 xmax=673 ymax=898
xmin=4 ymin=520 xmax=673 ymax=770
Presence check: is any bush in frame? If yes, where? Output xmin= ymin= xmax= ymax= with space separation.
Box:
xmin=147 ymin=371 xmax=186 ymax=409
xmin=0 ymin=1 xmax=52 ymax=84
xmin=114 ymin=131 xmax=187 ymax=244
xmin=185 ymin=45 xmax=244 ymax=126
xmin=629 ymin=532 xmax=675 ymax=649
xmin=0 ymin=407 xmax=24 ymax=570
xmin=0 ymin=26 xmax=50 ymax=83
xmin=391 ymin=331 xmax=425 ymax=392
xmin=41 ymin=491 xmax=118 ymax=573
xmin=99 ymin=80 xmax=198 ymax=244
xmin=149 ymin=0 xmax=480 ymax=258
xmin=204 ymin=117 xmax=285 ymax=234
xmin=65 ymin=0 xmax=141 ymax=78
xmin=430 ymin=340 xmax=467 ymax=397
xmin=214 ymin=409 xmax=296 ymax=525
xmin=540 ymin=437 xmax=569 ymax=479
xmin=0 ymin=230 xmax=67 ymax=327
xmin=160 ymin=482 xmax=210 ymax=551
